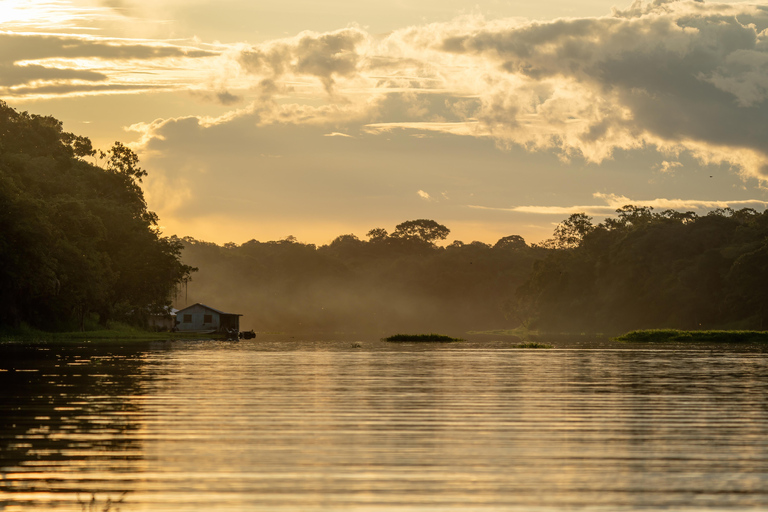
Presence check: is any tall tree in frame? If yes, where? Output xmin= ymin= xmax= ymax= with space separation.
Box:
xmin=391 ymin=219 xmax=450 ymax=245
xmin=0 ymin=101 xmax=195 ymax=330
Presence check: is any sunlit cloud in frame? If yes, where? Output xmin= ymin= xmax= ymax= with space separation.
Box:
xmin=470 ymin=192 xmax=768 ymax=216
xmin=0 ymin=0 xmax=117 ymax=31
xmin=657 ymin=161 xmax=684 ymax=174
xmin=4 ymin=0 xmax=767 ymax=249
xmin=148 ymin=0 xmax=767 ymax=183
xmin=0 ymin=0 xmax=224 ymax=100
xmin=6 ymin=1 xmax=767 ymax=184
xmin=363 ymin=121 xmax=483 ymax=137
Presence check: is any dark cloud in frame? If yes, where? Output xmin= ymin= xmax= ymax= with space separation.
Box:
xmin=98 ymin=0 xmax=130 ymax=11
xmin=0 ymin=32 xmax=219 ymax=94
xmin=437 ymin=1 xmax=768 ymax=173
xmin=0 ymin=33 xmax=218 ymax=64
xmin=0 ymin=64 xmax=106 ymax=86
xmin=5 ymin=83 xmax=172 ymax=96
xmin=189 ymin=90 xmax=245 ymax=105
xmin=215 ymin=91 xmax=243 ymax=105
xmin=239 ymin=28 xmax=367 ymax=94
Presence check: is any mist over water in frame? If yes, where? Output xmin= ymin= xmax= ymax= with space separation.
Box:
xmin=174 ymin=236 xmax=537 ymax=333
xmin=2 ymin=337 xmax=767 ymax=511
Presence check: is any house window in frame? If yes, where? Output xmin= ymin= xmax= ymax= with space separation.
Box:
xmin=183 ymin=314 xmax=192 ymax=323
xmin=204 ymin=314 xmax=213 ymax=324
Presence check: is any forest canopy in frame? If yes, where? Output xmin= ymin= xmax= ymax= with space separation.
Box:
xmin=178 ymin=207 xmax=768 ymax=334
xmin=4 ymin=102 xmax=768 ymax=335
xmin=514 ymin=206 xmax=768 ymax=332
xmin=0 ymin=101 xmax=195 ymax=331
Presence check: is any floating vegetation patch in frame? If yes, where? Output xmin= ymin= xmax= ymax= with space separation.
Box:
xmin=513 ymin=342 xmax=553 ymax=348
xmin=383 ymin=334 xmax=464 ymax=342
xmin=615 ymin=329 xmax=768 ymax=343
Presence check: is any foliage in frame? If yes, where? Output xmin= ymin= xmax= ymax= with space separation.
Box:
xmin=175 ymin=203 xmax=768 ymax=334
xmin=390 ymin=219 xmax=450 ymax=245
xmin=615 ymin=329 xmax=768 ymax=343
xmin=176 ymin=226 xmax=541 ymax=332
xmin=0 ymin=101 xmax=195 ymax=331
xmin=384 ymin=333 xmax=463 ymax=342
xmin=513 ymin=342 xmax=553 ymax=348
xmin=0 ymin=322 xmax=207 ymax=342
xmin=513 ymin=205 xmax=768 ymax=332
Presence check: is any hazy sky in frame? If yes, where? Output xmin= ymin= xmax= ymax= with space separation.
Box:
xmin=3 ymin=0 xmax=768 ymax=245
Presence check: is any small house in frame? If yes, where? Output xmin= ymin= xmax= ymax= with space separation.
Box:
xmin=175 ymin=303 xmax=242 ymax=333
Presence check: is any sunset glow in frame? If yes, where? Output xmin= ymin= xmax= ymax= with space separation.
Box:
xmin=3 ymin=0 xmax=767 ymax=245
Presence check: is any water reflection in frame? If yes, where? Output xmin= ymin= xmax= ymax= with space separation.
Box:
xmin=1 ymin=341 xmax=767 ymax=511
xmin=0 ymin=342 xmax=147 ymax=510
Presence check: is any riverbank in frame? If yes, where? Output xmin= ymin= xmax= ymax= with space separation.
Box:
xmin=615 ymin=329 xmax=768 ymax=343
xmin=0 ymin=322 xmax=215 ymax=343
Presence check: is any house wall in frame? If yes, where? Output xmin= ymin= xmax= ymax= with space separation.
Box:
xmin=176 ymin=304 xmax=220 ymax=331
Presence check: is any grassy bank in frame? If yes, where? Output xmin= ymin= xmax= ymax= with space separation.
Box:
xmin=0 ymin=322 xmax=213 ymax=343
xmin=383 ymin=333 xmax=464 ymax=342
xmin=615 ymin=329 xmax=768 ymax=343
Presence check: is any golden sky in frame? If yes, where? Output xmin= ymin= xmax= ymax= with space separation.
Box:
xmin=2 ymin=0 xmax=768 ymax=245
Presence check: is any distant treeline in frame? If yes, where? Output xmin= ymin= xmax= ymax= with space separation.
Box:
xmin=176 ymin=220 xmax=541 ymax=332
xmin=179 ymin=208 xmax=768 ymax=333
xmin=4 ymin=102 xmax=766 ymax=334
xmin=0 ymin=101 xmax=194 ymax=331
xmin=516 ymin=206 xmax=768 ymax=332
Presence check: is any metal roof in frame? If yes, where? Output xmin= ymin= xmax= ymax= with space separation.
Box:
xmin=175 ymin=303 xmax=242 ymax=316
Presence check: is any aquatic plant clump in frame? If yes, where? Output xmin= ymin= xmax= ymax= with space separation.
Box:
xmin=616 ymin=329 xmax=768 ymax=343
xmin=513 ymin=342 xmax=553 ymax=348
xmin=383 ymin=334 xmax=464 ymax=342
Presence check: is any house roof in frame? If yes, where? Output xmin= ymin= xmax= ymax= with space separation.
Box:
xmin=176 ymin=303 xmax=242 ymax=316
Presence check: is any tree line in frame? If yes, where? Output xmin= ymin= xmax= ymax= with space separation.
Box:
xmin=514 ymin=206 xmax=768 ymax=332
xmin=0 ymin=101 xmax=194 ymax=331
xmin=4 ymin=101 xmax=767 ymax=334
xmin=178 ymin=208 xmax=768 ymax=334
xmin=175 ymin=219 xmax=543 ymax=333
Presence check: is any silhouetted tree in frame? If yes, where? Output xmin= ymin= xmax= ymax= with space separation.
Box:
xmin=494 ymin=235 xmax=527 ymax=250
xmin=366 ymin=228 xmax=388 ymax=242
xmin=391 ymin=219 xmax=450 ymax=245
xmin=0 ymin=101 xmax=195 ymax=330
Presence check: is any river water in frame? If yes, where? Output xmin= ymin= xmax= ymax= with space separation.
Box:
xmin=1 ymin=336 xmax=767 ymax=511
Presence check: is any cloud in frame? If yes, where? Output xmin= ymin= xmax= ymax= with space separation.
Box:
xmin=417 ymin=190 xmax=432 ymax=200
xmin=10 ymin=0 xmax=761 ymax=185
xmin=222 ymin=2 xmax=768 ymax=181
xmin=432 ymin=1 xmax=768 ymax=178
xmin=0 ymin=32 xmax=220 ymax=96
xmin=0 ymin=0 xmax=118 ymax=31
xmin=657 ymin=160 xmax=683 ymax=173
xmin=190 ymin=90 xmax=244 ymax=105
xmin=470 ymin=192 xmax=768 ymax=216
xmin=0 ymin=63 xmax=107 ymax=86
xmin=5 ymin=83 xmax=172 ymax=98
xmin=238 ymin=27 xmax=370 ymax=95
xmin=0 ymin=33 xmax=216 ymax=67
xmin=364 ymin=121 xmax=482 ymax=137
